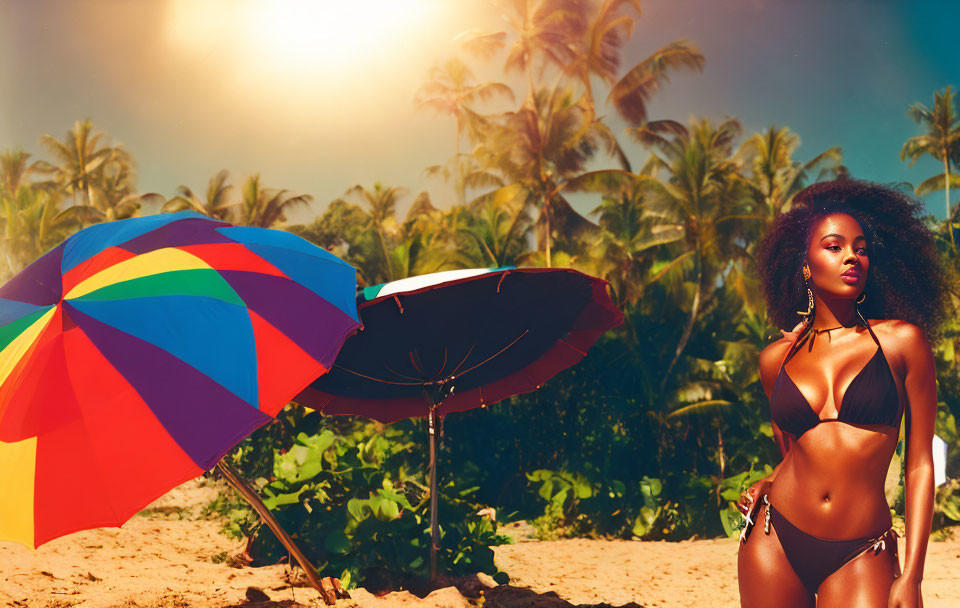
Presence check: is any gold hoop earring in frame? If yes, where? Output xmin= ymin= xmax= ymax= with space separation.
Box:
xmin=856 ymin=292 xmax=867 ymax=326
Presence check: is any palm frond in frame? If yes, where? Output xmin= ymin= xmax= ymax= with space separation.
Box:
xmin=916 ymin=172 xmax=960 ymax=197
xmin=607 ymin=40 xmax=704 ymax=124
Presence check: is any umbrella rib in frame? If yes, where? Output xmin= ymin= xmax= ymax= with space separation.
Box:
xmin=409 ymin=350 xmax=427 ymax=377
xmin=496 ymin=270 xmax=509 ymax=292
xmin=452 ymin=329 xmax=529 ymax=380
xmin=435 ymin=346 xmax=448 ymax=379
xmin=558 ymin=337 xmax=587 ymax=356
xmin=382 ymin=361 xmax=429 ymax=383
xmin=448 ymin=341 xmax=477 ymax=377
xmin=332 ymin=364 xmax=427 ymax=386
xmin=311 ymin=392 xmax=334 ymax=413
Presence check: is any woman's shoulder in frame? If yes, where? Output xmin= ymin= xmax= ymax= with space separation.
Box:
xmin=759 ymin=336 xmax=793 ymax=363
xmin=867 ymin=319 xmax=931 ymax=371
xmin=758 ymin=336 xmax=793 ymax=393
xmin=867 ymin=318 xmax=928 ymax=348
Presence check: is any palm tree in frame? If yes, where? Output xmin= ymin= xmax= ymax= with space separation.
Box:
xmin=35 ymin=120 xmax=125 ymax=208
xmin=901 ymin=86 xmax=960 ymax=250
xmin=397 ymin=191 xmax=462 ymax=276
xmin=292 ymin=186 xmax=453 ymax=285
xmin=87 ymin=159 xmax=162 ymax=222
xmin=629 ymin=117 xmax=754 ymax=387
xmin=287 ymin=198 xmax=368 ymax=257
xmin=17 ymin=189 xmax=85 ymax=263
xmin=587 ymin=177 xmax=684 ymax=311
xmin=417 ymin=59 xmax=513 ymax=151
xmin=563 ymin=0 xmax=704 ymax=124
xmin=344 ymin=183 xmax=407 ymax=283
xmin=1 ymin=149 xmax=40 ymax=201
xmin=737 ymin=125 xmax=844 ymax=223
xmin=162 ymin=169 xmax=237 ymax=221
xmin=0 ymin=148 xmax=92 ymax=278
xmin=733 ymin=126 xmax=845 ymax=313
xmin=416 ymin=58 xmax=513 ymax=204
xmin=492 ymin=0 xmax=578 ymax=97
xmin=237 ymin=174 xmax=312 ymax=229
xmin=456 ymin=1 xmax=703 ymax=267
xmin=454 ymin=183 xmax=535 ymax=268
xmin=469 ymin=1 xmax=703 ymax=125
xmin=0 ymin=187 xmax=87 ymax=278
xmin=423 ymin=153 xmax=505 ymax=208
xmin=474 ymin=86 xmax=631 ymax=266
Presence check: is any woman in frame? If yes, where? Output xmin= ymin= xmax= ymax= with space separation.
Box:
xmin=736 ymin=179 xmax=948 ymax=607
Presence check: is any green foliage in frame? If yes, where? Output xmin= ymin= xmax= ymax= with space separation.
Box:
xmin=717 ymin=465 xmax=774 ymax=538
xmin=935 ymin=478 xmax=960 ymax=525
xmin=631 ymin=476 xmax=670 ymax=538
xmin=526 ymin=469 xmax=594 ymax=538
xmin=212 ymin=411 xmax=509 ymax=590
xmin=525 ymin=465 xmax=735 ymax=542
xmin=932 ymin=409 xmax=960 ymax=529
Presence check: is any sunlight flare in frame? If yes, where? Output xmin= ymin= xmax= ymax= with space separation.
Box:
xmin=164 ymin=0 xmax=437 ymax=79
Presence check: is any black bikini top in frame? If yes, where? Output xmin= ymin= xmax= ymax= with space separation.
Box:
xmin=770 ymin=322 xmax=902 ymax=440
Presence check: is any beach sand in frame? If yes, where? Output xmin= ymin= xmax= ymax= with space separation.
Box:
xmin=1 ymin=478 xmax=957 ymax=608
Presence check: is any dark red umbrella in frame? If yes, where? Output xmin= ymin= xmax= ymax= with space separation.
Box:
xmin=294 ymin=266 xmax=623 ymax=578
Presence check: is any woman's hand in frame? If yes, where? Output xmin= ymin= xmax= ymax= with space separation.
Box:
xmin=887 ymin=575 xmax=921 ymax=607
xmin=736 ymin=478 xmax=773 ymax=516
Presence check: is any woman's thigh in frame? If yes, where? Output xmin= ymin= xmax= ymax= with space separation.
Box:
xmin=816 ymin=541 xmax=899 ymax=608
xmin=737 ymin=515 xmax=814 ymax=608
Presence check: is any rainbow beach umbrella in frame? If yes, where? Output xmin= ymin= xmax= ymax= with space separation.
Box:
xmin=0 ymin=212 xmax=360 ymax=550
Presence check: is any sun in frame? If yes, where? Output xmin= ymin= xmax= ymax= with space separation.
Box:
xmin=245 ymin=0 xmax=433 ymax=76
xmin=164 ymin=0 xmax=438 ymax=81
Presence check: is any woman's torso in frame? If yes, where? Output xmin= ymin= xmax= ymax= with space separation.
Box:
xmin=766 ymin=319 xmax=905 ymax=538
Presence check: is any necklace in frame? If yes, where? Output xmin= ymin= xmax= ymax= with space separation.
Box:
xmin=804 ymin=322 xmax=859 ymax=349
xmin=810 ymin=325 xmax=847 ymax=335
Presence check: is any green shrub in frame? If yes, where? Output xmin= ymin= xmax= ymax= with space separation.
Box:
xmin=209 ymin=411 xmax=509 ymax=590
xmin=525 ymin=467 xmax=686 ymax=540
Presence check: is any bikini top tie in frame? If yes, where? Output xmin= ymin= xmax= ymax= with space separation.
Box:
xmin=770 ymin=322 xmax=902 ymax=440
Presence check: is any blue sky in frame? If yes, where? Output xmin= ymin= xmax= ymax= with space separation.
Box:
xmin=1 ymin=0 xmax=957 ymax=223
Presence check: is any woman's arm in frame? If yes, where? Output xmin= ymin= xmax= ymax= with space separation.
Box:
xmin=897 ymin=323 xmax=937 ymax=584
xmin=769 ymin=420 xmax=793 ymax=470
xmin=759 ymin=338 xmax=795 ymax=468
xmin=737 ymin=340 xmax=795 ymax=515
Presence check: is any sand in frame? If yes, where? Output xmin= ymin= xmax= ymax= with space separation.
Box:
xmin=1 ymin=478 xmax=958 ymax=608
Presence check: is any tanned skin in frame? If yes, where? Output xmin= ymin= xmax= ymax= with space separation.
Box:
xmin=737 ymin=213 xmax=936 ymax=608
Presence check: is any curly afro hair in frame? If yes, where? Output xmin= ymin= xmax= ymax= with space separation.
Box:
xmin=756 ymin=178 xmax=949 ymax=341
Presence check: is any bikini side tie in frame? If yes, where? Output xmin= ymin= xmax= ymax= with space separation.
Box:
xmin=869 ymin=528 xmax=898 ymax=555
xmin=763 ymin=494 xmax=771 ymax=534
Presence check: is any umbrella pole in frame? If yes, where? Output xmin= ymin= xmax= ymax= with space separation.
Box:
xmin=215 ymin=461 xmax=336 ymax=605
xmin=428 ymin=404 xmax=439 ymax=581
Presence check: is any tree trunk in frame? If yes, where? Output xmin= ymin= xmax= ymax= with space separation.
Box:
xmin=377 ymin=227 xmax=393 ymax=283
xmin=455 ymin=122 xmax=464 ymax=206
xmin=660 ymin=248 xmax=703 ymax=392
xmin=716 ymin=425 xmax=726 ymax=507
xmin=945 ymin=156 xmax=956 ymax=253
xmin=544 ymin=195 xmax=552 ymax=268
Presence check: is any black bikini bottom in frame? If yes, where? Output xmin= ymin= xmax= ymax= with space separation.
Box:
xmin=765 ymin=497 xmax=897 ymax=595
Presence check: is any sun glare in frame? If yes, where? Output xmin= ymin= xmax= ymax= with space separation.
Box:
xmin=164 ymin=0 xmax=438 ymax=83
xmin=249 ymin=1 xmax=430 ymax=74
